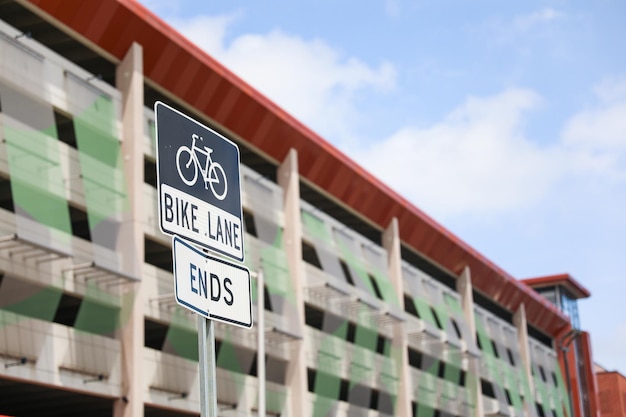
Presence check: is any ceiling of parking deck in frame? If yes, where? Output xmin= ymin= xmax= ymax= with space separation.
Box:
xmin=0 ymin=378 xmax=200 ymax=417
xmin=0 ymin=378 xmax=113 ymax=417
xmin=19 ymin=0 xmax=571 ymax=337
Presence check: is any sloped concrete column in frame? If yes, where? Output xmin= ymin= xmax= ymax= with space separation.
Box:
xmin=278 ymin=148 xmax=310 ymax=417
xmin=382 ymin=218 xmax=412 ymax=417
xmin=114 ymin=42 xmax=145 ymax=417
xmin=514 ymin=303 xmax=536 ymax=416
xmin=457 ymin=266 xmax=484 ymax=417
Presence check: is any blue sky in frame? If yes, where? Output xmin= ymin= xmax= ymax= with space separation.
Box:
xmin=139 ymin=0 xmax=626 ymax=374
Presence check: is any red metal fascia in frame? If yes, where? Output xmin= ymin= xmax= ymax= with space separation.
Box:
xmin=523 ymin=274 xmax=591 ymax=299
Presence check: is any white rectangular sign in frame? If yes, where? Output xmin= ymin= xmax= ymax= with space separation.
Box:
xmin=162 ymin=184 xmax=243 ymax=261
xmin=172 ymin=236 xmax=252 ymax=328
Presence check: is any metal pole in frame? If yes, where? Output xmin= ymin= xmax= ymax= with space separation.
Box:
xmin=257 ymin=269 xmax=266 ymax=417
xmin=560 ymin=329 xmax=580 ymax=417
xmin=198 ymin=315 xmax=219 ymax=417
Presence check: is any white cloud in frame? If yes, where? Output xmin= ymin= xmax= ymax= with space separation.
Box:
xmin=593 ymin=75 xmax=626 ymax=103
xmin=561 ymin=77 xmax=626 ymax=181
xmin=169 ymin=14 xmax=396 ymax=145
xmin=513 ymin=8 xmax=564 ymax=32
xmin=593 ymin=319 xmax=626 ymax=374
xmin=138 ymin=0 xmax=181 ymax=18
xmin=352 ymin=89 xmax=565 ymax=218
xmin=352 ymin=75 xmax=626 ymax=220
xmin=483 ymin=7 xmax=566 ymax=47
xmin=160 ymin=8 xmax=626 ymax=219
xmin=563 ymin=82 xmax=626 ymax=151
xmin=384 ymin=0 xmax=401 ymax=18
xmin=168 ymin=14 xmax=238 ymax=61
xmin=167 ymin=11 xmax=626 ymax=224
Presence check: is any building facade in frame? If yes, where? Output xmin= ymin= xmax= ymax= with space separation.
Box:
xmin=523 ymin=275 xmax=600 ymax=417
xmin=595 ymin=367 xmax=626 ymax=417
xmin=0 ymin=1 xmax=598 ymax=417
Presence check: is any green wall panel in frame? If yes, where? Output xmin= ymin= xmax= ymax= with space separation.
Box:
xmin=1 ymin=285 xmax=62 ymax=322
xmin=73 ymin=282 xmax=121 ymax=337
xmin=74 ymin=94 xmax=128 ymax=230
xmin=0 ymin=82 xmax=72 ymax=245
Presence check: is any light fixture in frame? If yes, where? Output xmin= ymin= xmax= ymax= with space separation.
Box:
xmin=83 ymin=374 xmax=105 ymax=383
xmin=168 ymin=392 xmax=188 ymax=401
xmin=4 ymin=357 xmax=27 ymax=368
xmin=14 ymin=31 xmax=31 ymax=40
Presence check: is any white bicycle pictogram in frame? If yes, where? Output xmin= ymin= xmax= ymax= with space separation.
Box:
xmin=176 ymin=133 xmax=228 ymax=200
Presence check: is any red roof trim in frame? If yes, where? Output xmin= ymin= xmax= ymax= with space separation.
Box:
xmin=523 ymin=274 xmax=591 ymax=299
xmin=27 ymin=0 xmax=571 ymax=336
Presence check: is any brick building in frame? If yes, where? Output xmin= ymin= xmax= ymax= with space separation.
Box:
xmin=596 ymin=366 xmax=626 ymax=417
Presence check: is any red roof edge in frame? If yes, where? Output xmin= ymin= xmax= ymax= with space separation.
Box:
xmin=523 ymin=273 xmax=591 ymax=299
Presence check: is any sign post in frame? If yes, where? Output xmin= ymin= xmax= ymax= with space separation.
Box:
xmin=155 ymin=101 xmax=251 ymax=417
xmin=198 ymin=316 xmax=218 ymax=417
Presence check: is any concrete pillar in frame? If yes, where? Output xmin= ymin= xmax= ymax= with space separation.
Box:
xmin=514 ymin=303 xmax=535 ymax=416
xmin=114 ymin=42 xmax=145 ymax=417
xmin=457 ymin=267 xmax=476 ymax=340
xmin=457 ymin=266 xmax=484 ymax=417
xmin=382 ymin=218 xmax=412 ymax=417
xmin=277 ymin=149 xmax=310 ymax=417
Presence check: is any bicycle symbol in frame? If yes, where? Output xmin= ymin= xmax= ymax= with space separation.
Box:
xmin=176 ymin=134 xmax=228 ymax=200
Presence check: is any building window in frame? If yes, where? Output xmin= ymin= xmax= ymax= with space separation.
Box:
xmin=536 ymin=403 xmax=546 ymax=417
xmin=339 ymin=260 xmax=355 ymax=286
xmin=144 ymin=237 xmax=172 ymax=272
xmin=368 ymin=273 xmax=383 ymax=300
xmin=69 ymin=205 xmax=91 ymax=241
xmin=376 ymin=335 xmax=388 ymax=354
xmin=537 ymin=286 xmax=558 ymax=307
xmin=144 ymin=158 xmax=157 ymax=187
xmin=491 ymin=340 xmax=500 ymax=358
xmin=408 ymin=348 xmax=423 ymax=369
xmin=53 ymin=293 xmax=82 ymax=327
xmin=302 ymin=240 xmax=322 ymax=268
xmin=404 ymin=294 xmax=420 ymax=318
xmin=54 ymin=109 xmax=77 ymax=148
xmin=144 ymin=318 xmax=168 ymax=350
xmin=430 ymin=307 xmax=443 ymax=330
xmin=304 ymin=303 xmax=324 ymax=330
xmin=243 ymin=211 xmax=257 ymax=237
xmin=451 ymin=318 xmax=462 ymax=339
xmin=262 ymin=284 xmax=273 ymax=312
xmin=437 ymin=361 xmax=446 ymax=378
xmin=481 ymin=379 xmax=496 ymax=398
xmin=507 ymin=347 xmax=516 ymax=366
xmin=539 ymin=365 xmax=547 ymax=383
xmin=0 ymin=177 xmax=14 ymax=212
xmin=561 ymin=292 xmax=581 ymax=330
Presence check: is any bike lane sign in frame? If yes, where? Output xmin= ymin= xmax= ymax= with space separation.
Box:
xmin=154 ymin=101 xmax=244 ymax=262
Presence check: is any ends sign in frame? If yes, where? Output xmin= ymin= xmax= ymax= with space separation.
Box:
xmin=172 ymin=236 xmax=252 ymax=328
